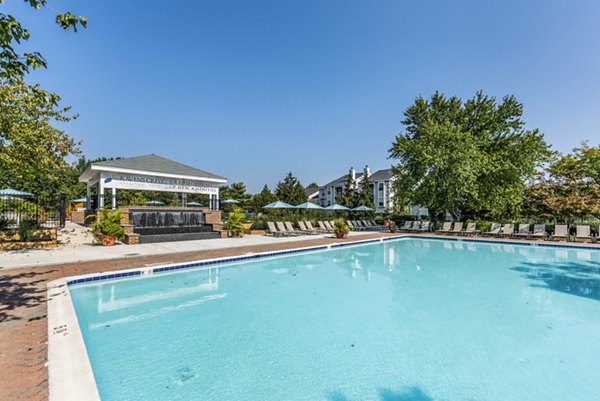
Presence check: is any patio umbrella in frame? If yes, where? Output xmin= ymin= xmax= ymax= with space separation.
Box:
xmin=324 ymin=203 xmax=350 ymax=211
xmin=264 ymin=201 xmax=294 ymax=209
xmin=186 ymin=201 xmax=202 ymax=206
xmin=222 ymin=199 xmax=241 ymax=204
xmin=145 ymin=200 xmax=164 ymax=205
xmin=294 ymin=202 xmax=324 ymax=210
xmin=71 ymin=197 xmax=87 ymax=203
xmin=0 ymin=188 xmax=33 ymax=197
xmin=352 ymin=205 xmax=374 ymax=212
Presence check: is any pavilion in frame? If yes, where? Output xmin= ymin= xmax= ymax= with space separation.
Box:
xmin=79 ymin=154 xmax=227 ymax=210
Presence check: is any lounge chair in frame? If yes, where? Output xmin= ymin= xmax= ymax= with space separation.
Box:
xmin=462 ymin=222 xmax=479 ymax=236
xmin=401 ymin=221 xmax=418 ymax=232
xmin=305 ymin=221 xmax=322 ymax=234
xmin=500 ymin=224 xmax=514 ymax=238
xmin=482 ymin=223 xmax=501 ymax=236
xmin=448 ymin=222 xmax=464 ymax=235
xmin=346 ymin=220 xmax=357 ymax=231
xmin=298 ymin=221 xmax=318 ymax=235
xmin=369 ymin=220 xmax=384 ymax=230
xmin=414 ymin=221 xmax=431 ymax=232
xmin=356 ymin=220 xmax=370 ymax=231
xmin=398 ymin=221 xmax=412 ymax=232
xmin=277 ymin=221 xmax=298 ymax=236
xmin=406 ymin=221 xmax=423 ymax=232
xmin=549 ymin=224 xmax=569 ymax=241
xmin=317 ymin=221 xmax=329 ymax=232
xmin=575 ymin=225 xmax=592 ymax=242
xmin=284 ymin=221 xmax=303 ymax=236
xmin=436 ymin=222 xmax=452 ymax=234
xmin=266 ymin=221 xmax=286 ymax=237
xmin=362 ymin=220 xmax=375 ymax=231
xmin=530 ymin=224 xmax=547 ymax=240
xmin=513 ymin=224 xmax=532 ymax=239
xmin=324 ymin=221 xmax=334 ymax=232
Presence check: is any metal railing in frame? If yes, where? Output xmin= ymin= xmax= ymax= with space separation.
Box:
xmin=0 ymin=195 xmax=65 ymax=229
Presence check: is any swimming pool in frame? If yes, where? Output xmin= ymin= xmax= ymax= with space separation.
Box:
xmin=69 ymin=238 xmax=600 ymax=401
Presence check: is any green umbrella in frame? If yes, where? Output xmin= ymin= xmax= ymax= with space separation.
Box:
xmin=352 ymin=205 xmax=374 ymax=212
xmin=294 ymin=202 xmax=324 ymax=210
xmin=264 ymin=201 xmax=294 ymax=209
xmin=324 ymin=204 xmax=350 ymax=211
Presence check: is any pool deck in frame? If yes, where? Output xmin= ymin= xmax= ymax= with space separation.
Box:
xmin=1 ymin=232 xmax=598 ymax=401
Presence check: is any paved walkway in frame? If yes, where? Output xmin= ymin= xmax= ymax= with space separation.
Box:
xmin=0 ymin=232 xmax=393 ymax=401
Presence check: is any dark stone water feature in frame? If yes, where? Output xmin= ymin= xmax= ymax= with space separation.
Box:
xmin=130 ymin=210 xmax=219 ymax=243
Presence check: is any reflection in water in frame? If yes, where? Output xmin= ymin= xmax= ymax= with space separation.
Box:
xmin=512 ymin=261 xmax=600 ymax=301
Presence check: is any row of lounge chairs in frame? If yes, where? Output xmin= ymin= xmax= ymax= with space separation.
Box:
xmin=266 ymin=220 xmax=384 ymax=237
xmin=433 ymin=222 xmax=594 ymax=242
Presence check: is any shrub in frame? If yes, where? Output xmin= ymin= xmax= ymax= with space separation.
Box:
xmin=224 ymin=207 xmax=245 ymax=237
xmin=18 ymin=219 xmax=41 ymax=241
xmin=90 ymin=209 xmax=125 ymax=242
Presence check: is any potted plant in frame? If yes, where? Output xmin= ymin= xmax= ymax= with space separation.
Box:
xmin=333 ymin=219 xmax=350 ymax=239
xmin=224 ymin=207 xmax=245 ymax=237
xmin=90 ymin=209 xmax=124 ymax=246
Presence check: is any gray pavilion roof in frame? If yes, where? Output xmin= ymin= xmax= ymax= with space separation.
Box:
xmin=85 ymin=154 xmax=226 ymax=181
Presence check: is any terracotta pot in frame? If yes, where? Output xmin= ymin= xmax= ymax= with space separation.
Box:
xmin=335 ymin=231 xmax=348 ymax=239
xmin=101 ymin=236 xmax=117 ymax=246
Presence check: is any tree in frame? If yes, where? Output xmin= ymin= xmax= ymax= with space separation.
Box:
xmin=339 ymin=172 xmax=358 ymax=208
xmin=389 ymin=91 xmax=551 ymax=220
xmin=357 ymin=166 xmax=374 ymax=209
xmin=1 ymin=1 xmax=86 ymax=80
xmin=525 ymin=142 xmax=600 ymax=221
xmin=306 ymin=182 xmax=319 ymax=189
xmin=0 ymin=80 xmax=81 ymax=200
xmin=220 ymin=182 xmax=251 ymax=210
xmin=251 ymin=184 xmax=276 ymax=213
xmin=275 ymin=172 xmax=307 ymax=205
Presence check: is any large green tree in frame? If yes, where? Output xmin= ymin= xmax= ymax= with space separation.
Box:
xmin=389 ymin=91 xmax=551 ymax=220
xmin=1 ymin=0 xmax=86 ymax=80
xmin=220 ymin=182 xmax=251 ymax=209
xmin=251 ymin=184 xmax=276 ymax=213
xmin=275 ymin=172 xmax=307 ymax=205
xmin=357 ymin=166 xmax=374 ymax=209
xmin=524 ymin=142 xmax=600 ymax=221
xmin=339 ymin=173 xmax=358 ymax=208
xmin=0 ymin=80 xmax=81 ymax=200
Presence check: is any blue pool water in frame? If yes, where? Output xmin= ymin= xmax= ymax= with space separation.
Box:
xmin=70 ymin=238 xmax=600 ymax=401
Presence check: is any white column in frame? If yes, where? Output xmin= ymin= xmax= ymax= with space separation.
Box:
xmin=111 ymin=187 xmax=117 ymax=209
xmin=86 ymin=184 xmax=91 ymax=210
xmin=98 ymin=181 xmax=105 ymax=209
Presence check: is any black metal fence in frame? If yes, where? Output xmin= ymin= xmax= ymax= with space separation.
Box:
xmin=0 ymin=195 xmax=66 ymax=229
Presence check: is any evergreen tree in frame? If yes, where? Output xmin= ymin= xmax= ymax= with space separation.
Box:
xmin=339 ymin=173 xmax=358 ymax=208
xmin=251 ymin=185 xmax=277 ymax=213
xmin=275 ymin=172 xmax=307 ymax=205
xmin=357 ymin=166 xmax=375 ymax=208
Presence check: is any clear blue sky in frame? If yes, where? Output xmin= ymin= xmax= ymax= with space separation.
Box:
xmin=5 ymin=0 xmax=600 ymax=192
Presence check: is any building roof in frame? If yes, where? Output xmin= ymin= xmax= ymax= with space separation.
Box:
xmin=304 ymin=187 xmax=319 ymax=199
xmin=81 ymin=154 xmax=226 ymax=182
xmin=369 ymin=168 xmax=393 ymax=182
xmin=321 ymin=172 xmax=364 ymax=188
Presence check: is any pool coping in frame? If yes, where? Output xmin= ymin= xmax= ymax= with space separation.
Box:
xmin=46 ymin=233 xmax=599 ymax=400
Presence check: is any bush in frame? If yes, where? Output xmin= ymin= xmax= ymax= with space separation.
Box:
xmin=90 ymin=209 xmax=125 ymax=242
xmin=18 ymin=219 xmax=41 ymax=241
xmin=224 ymin=207 xmax=245 ymax=237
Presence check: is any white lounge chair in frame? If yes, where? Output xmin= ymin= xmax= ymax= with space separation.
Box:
xmin=436 ymin=222 xmax=452 ymax=234
xmin=514 ymin=224 xmax=532 ymax=239
xmin=575 ymin=225 xmax=592 ymax=242
xmin=549 ymin=224 xmax=569 ymax=241
xmin=482 ymin=223 xmax=501 ymax=236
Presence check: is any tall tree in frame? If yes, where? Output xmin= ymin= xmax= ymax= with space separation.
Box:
xmin=339 ymin=173 xmax=358 ymax=208
xmin=220 ymin=182 xmax=251 ymax=209
xmin=357 ymin=166 xmax=374 ymax=208
xmin=251 ymin=184 xmax=276 ymax=213
xmin=0 ymin=80 xmax=81 ymax=200
xmin=275 ymin=172 xmax=307 ymax=205
xmin=525 ymin=142 xmax=600 ymax=221
xmin=1 ymin=1 xmax=86 ymax=80
xmin=389 ymin=91 xmax=551 ymax=220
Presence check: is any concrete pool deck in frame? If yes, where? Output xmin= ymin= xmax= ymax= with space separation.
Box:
xmin=1 ymin=232 xmax=598 ymax=401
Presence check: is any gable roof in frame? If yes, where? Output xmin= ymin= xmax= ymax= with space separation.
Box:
xmin=321 ymin=172 xmax=364 ymax=188
xmin=82 ymin=154 xmax=226 ymax=182
xmin=304 ymin=187 xmax=319 ymax=198
xmin=369 ymin=168 xmax=393 ymax=182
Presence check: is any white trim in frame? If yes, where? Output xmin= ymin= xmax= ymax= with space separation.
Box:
xmin=88 ymin=165 xmax=227 ymax=184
